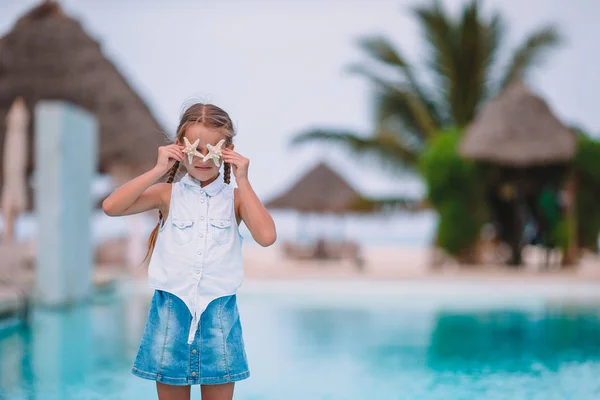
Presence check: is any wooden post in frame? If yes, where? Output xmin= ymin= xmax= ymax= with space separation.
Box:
xmin=562 ymin=170 xmax=578 ymax=267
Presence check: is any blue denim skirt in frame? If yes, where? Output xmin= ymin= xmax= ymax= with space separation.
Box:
xmin=132 ymin=290 xmax=250 ymax=385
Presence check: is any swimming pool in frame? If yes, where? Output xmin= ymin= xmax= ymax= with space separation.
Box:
xmin=1 ymin=279 xmax=600 ymax=399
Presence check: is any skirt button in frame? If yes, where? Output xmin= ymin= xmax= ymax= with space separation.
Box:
xmin=191 ymin=371 xmax=197 ymax=376
xmin=192 ymin=349 xmax=197 ymax=354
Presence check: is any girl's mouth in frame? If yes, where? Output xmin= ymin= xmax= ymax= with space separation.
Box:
xmin=195 ymin=166 xmax=212 ymax=171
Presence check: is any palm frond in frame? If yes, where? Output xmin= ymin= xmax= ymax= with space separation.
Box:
xmin=356 ymin=36 xmax=431 ymax=104
xmin=378 ymin=111 xmax=427 ymax=149
xmin=345 ymin=63 xmax=398 ymax=91
xmin=347 ymin=64 xmax=440 ymax=138
xmin=356 ymin=36 xmax=409 ymax=68
xmin=374 ymin=89 xmax=425 ymax=143
xmin=480 ymin=12 xmax=506 ymax=101
xmin=453 ymin=0 xmax=497 ymax=124
xmin=500 ymin=25 xmax=562 ymax=89
xmin=374 ymin=88 xmax=438 ymax=142
xmin=290 ymin=128 xmax=420 ymax=168
xmin=413 ymin=1 xmax=456 ymax=91
xmin=353 ymin=36 xmax=444 ymax=130
xmin=414 ymin=0 xmax=508 ymax=126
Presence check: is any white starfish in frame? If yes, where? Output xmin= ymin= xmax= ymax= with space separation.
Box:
xmin=203 ymin=139 xmax=226 ymax=167
xmin=182 ymin=137 xmax=202 ymax=164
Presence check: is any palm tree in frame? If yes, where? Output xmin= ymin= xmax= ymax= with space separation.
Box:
xmin=291 ymin=0 xmax=561 ymax=170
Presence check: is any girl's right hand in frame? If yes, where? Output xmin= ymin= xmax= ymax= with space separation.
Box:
xmin=155 ymin=144 xmax=184 ymax=174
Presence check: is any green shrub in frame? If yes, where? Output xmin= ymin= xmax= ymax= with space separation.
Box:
xmin=552 ymin=217 xmax=570 ymax=254
xmin=420 ymin=129 xmax=487 ymax=258
xmin=573 ymin=134 xmax=600 ymax=251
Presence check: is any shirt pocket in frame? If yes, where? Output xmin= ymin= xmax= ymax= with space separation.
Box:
xmin=172 ymin=218 xmax=194 ymax=245
xmin=210 ymin=218 xmax=232 ymax=244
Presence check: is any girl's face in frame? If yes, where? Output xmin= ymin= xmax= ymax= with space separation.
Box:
xmin=178 ymin=123 xmax=232 ymax=183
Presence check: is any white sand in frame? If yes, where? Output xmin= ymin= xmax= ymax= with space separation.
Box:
xmin=242 ymin=243 xmax=600 ymax=282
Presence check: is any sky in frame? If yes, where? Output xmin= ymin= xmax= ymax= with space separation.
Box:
xmin=1 ymin=0 xmax=599 ymax=202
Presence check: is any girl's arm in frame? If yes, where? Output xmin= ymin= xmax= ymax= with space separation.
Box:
xmin=234 ymin=179 xmax=277 ymax=247
xmin=102 ymin=144 xmax=184 ymax=217
xmin=223 ymin=148 xmax=277 ymax=247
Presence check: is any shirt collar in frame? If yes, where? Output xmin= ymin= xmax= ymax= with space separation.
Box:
xmin=181 ymin=173 xmax=225 ymax=197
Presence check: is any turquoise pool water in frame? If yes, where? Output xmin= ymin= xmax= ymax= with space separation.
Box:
xmin=1 ymin=281 xmax=600 ymax=399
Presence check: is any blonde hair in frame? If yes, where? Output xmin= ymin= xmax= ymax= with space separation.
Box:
xmin=144 ymin=103 xmax=236 ymax=262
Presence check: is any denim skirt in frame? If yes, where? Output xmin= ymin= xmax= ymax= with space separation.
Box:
xmin=132 ymin=290 xmax=250 ymax=385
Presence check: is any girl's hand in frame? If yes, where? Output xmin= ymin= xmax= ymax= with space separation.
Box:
xmin=155 ymin=144 xmax=184 ymax=174
xmin=222 ymin=148 xmax=249 ymax=182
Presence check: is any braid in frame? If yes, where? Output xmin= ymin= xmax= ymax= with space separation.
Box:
xmin=158 ymin=161 xmax=180 ymax=223
xmin=166 ymin=161 xmax=180 ymax=184
xmin=144 ymin=161 xmax=180 ymax=264
xmin=223 ymin=162 xmax=231 ymax=184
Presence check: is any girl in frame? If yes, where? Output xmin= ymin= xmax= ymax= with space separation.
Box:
xmin=102 ymin=103 xmax=276 ymax=400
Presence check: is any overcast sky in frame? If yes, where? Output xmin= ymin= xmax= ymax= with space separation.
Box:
xmin=1 ymin=0 xmax=599 ymax=201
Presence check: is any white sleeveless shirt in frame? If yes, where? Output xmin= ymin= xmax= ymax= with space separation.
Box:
xmin=147 ymin=173 xmax=244 ymax=344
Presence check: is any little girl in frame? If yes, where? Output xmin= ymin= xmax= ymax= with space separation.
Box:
xmin=102 ymin=103 xmax=276 ymax=400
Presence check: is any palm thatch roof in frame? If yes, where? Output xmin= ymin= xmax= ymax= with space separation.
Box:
xmin=0 ymin=1 xmax=166 ymax=192
xmin=266 ymin=162 xmax=373 ymax=213
xmin=459 ymin=82 xmax=575 ymax=167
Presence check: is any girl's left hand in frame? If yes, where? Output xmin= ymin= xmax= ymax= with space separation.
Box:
xmin=222 ymin=148 xmax=250 ymax=181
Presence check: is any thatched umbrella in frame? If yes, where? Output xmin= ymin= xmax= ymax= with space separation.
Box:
xmin=459 ymin=82 xmax=575 ymax=166
xmin=267 ymin=161 xmax=420 ymax=266
xmin=266 ymin=162 xmax=372 ymax=241
xmin=0 ymin=1 xmax=166 ymax=209
xmin=266 ymin=162 xmax=370 ymax=214
xmin=459 ymin=81 xmax=576 ymax=266
xmin=267 ymin=161 xmax=420 ymax=214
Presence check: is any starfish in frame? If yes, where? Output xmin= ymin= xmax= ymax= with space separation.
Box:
xmin=203 ymin=139 xmax=226 ymax=167
xmin=182 ymin=137 xmax=202 ymax=164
